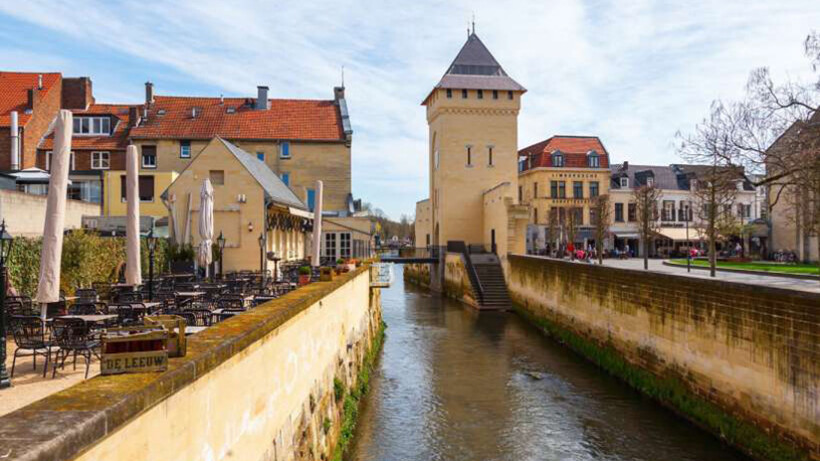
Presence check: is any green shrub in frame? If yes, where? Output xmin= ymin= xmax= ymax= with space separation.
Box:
xmin=7 ymin=230 xmax=173 ymax=297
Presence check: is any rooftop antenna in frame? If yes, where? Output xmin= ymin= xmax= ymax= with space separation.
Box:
xmin=341 ymin=65 xmax=345 ymax=87
xmin=471 ymin=12 xmax=475 ymax=35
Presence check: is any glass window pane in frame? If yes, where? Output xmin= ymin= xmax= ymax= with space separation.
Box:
xmin=93 ymin=118 xmax=102 ymax=133
xmin=73 ymin=118 xmax=81 ymax=133
xmin=81 ymin=118 xmax=90 ymax=133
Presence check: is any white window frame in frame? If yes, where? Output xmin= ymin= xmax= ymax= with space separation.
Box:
xmin=620 ymin=177 xmax=629 ymax=188
xmin=73 ymin=116 xmax=111 ymax=136
xmin=142 ymin=151 xmax=157 ymax=169
xmin=323 ymin=232 xmax=337 ymax=258
xmin=180 ymin=141 xmax=191 ymax=158
xmin=588 ymin=153 xmax=599 ymax=168
xmin=552 ymin=153 xmax=564 ymax=167
xmin=646 ymin=177 xmax=654 ymax=187
xmin=91 ymin=151 xmax=110 ymax=170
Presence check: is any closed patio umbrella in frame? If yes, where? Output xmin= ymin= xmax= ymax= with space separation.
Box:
xmin=35 ymin=110 xmax=72 ymax=318
xmin=125 ymin=144 xmax=142 ymax=286
xmin=197 ymin=179 xmax=214 ymax=277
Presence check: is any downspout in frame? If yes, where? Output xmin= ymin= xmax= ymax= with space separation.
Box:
xmin=10 ymin=111 xmax=19 ymax=170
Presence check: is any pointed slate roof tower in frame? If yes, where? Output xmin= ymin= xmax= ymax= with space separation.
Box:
xmin=423 ymin=32 xmax=525 ymax=104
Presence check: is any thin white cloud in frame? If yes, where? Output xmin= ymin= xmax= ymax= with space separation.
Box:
xmin=0 ymin=0 xmax=818 ymax=219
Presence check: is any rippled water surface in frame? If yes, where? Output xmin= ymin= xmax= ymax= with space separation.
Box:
xmin=346 ymin=265 xmax=749 ymax=461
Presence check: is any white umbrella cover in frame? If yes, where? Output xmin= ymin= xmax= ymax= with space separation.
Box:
xmin=197 ymin=179 xmax=214 ymax=271
xmin=311 ymin=180 xmax=323 ymax=267
xmin=35 ymin=110 xmax=72 ymax=313
xmin=125 ymin=144 xmax=142 ymax=286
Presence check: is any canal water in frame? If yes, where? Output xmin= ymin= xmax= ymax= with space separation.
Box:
xmin=346 ymin=265 xmax=748 ymax=461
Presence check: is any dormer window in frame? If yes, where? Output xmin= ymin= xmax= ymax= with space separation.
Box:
xmin=646 ymin=177 xmax=654 ymax=187
xmin=73 ymin=116 xmax=111 ymax=135
xmin=587 ymin=150 xmax=600 ymax=168
xmin=551 ymin=151 xmax=564 ymax=167
xmin=226 ymin=107 xmax=236 ymax=114
xmin=157 ymin=109 xmax=166 ymax=116
xmin=620 ymin=177 xmax=629 ymax=188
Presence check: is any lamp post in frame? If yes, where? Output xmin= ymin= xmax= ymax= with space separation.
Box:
xmin=217 ymin=231 xmax=226 ymax=278
xmin=146 ymin=229 xmax=158 ymax=301
xmin=0 ymin=220 xmax=15 ymax=389
xmin=685 ymin=203 xmax=691 ymax=273
xmin=258 ymin=232 xmax=266 ymax=290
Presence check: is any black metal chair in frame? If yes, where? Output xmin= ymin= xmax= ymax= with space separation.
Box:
xmin=219 ymin=295 xmax=246 ymax=310
xmin=109 ymin=303 xmax=144 ymax=326
xmin=92 ymin=282 xmax=112 ymax=302
xmin=114 ymin=291 xmax=143 ymax=303
xmin=183 ymin=308 xmax=213 ymax=327
xmin=9 ymin=316 xmax=54 ymax=378
xmin=68 ymin=302 xmax=103 ymax=315
xmin=75 ymin=288 xmax=98 ymax=303
xmin=51 ymin=318 xmax=100 ymax=379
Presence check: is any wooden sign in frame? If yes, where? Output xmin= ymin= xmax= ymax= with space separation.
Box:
xmin=145 ymin=315 xmax=187 ymax=357
xmin=101 ymin=326 xmax=169 ymax=375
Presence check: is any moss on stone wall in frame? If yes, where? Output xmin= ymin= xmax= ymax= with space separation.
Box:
xmin=331 ymin=320 xmax=387 ymax=461
xmin=512 ymin=304 xmax=809 ymax=461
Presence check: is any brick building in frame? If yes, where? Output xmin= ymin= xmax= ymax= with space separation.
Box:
xmin=0 ymin=72 xmax=63 ymax=171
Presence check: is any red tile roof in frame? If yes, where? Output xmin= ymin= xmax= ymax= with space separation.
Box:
xmin=0 ymin=72 xmax=61 ymax=127
xmin=519 ymin=135 xmax=610 ymax=170
xmin=39 ymin=103 xmax=137 ymax=151
xmin=129 ymin=96 xmax=345 ymax=141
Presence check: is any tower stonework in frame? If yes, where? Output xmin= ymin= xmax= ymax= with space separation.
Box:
xmin=422 ymin=32 xmax=526 ymax=249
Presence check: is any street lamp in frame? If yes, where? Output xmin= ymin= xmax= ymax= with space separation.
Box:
xmin=685 ymin=203 xmax=691 ymax=273
xmin=217 ymin=231 xmax=226 ymax=278
xmin=146 ymin=229 xmax=158 ymax=301
xmin=258 ymin=232 xmax=266 ymax=290
xmin=0 ymin=220 xmax=15 ymax=389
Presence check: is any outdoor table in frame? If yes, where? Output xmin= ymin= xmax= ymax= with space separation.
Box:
xmin=181 ymin=326 xmax=208 ymax=335
xmin=57 ymin=314 xmax=118 ymax=325
xmin=175 ymin=291 xmax=206 ymax=298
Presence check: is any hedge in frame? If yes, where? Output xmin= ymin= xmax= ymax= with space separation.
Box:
xmin=7 ymin=230 xmax=171 ymax=297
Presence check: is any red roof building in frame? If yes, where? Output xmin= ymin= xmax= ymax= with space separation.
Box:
xmin=519 ymin=135 xmax=610 ymax=171
xmin=0 ymin=72 xmax=63 ymax=170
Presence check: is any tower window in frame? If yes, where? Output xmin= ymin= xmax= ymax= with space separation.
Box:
xmin=507 ymin=91 xmax=513 ymax=100
xmin=466 ymin=145 xmax=472 ymax=166
xmin=488 ymin=145 xmax=493 ymax=166
xmin=477 ymin=89 xmax=483 ymax=99
xmin=462 ymin=89 xmax=468 ymax=99
xmin=446 ymin=89 xmax=452 ymax=99
xmin=493 ymin=90 xmax=498 ymax=100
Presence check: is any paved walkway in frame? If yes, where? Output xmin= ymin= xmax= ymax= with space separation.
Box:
xmin=527 ymin=256 xmax=819 ymax=294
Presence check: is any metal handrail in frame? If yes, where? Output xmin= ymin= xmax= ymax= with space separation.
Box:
xmin=447 ymin=241 xmax=485 ymax=304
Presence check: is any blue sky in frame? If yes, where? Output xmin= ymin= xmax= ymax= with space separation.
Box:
xmin=1 ymin=1 xmax=819 ymax=219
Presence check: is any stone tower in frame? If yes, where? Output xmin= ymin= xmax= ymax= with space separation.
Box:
xmin=422 ymin=31 xmax=526 ymax=249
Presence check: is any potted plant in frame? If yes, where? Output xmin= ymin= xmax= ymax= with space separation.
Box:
xmin=336 ymin=258 xmax=348 ymax=273
xmin=319 ymin=266 xmax=335 ymax=282
xmin=298 ymin=266 xmax=311 ymax=285
xmin=345 ymin=259 xmax=357 ymax=272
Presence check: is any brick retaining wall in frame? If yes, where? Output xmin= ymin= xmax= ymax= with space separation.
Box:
xmin=507 ymin=255 xmax=819 ymax=460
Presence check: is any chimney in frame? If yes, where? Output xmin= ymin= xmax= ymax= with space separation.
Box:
xmin=10 ymin=111 xmax=19 ymax=170
xmin=333 ymin=86 xmax=345 ymax=102
xmin=145 ymin=81 xmax=154 ymax=105
xmin=128 ymin=106 xmax=140 ymax=128
xmin=61 ymin=77 xmax=95 ymax=109
xmin=256 ymin=86 xmax=268 ymax=110
xmin=37 ymin=74 xmax=43 ymax=90
xmin=622 ymin=161 xmax=628 ymax=170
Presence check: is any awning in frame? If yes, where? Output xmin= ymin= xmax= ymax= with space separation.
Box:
xmin=614 ymin=232 xmax=640 ymax=239
xmin=288 ymin=207 xmax=314 ymax=220
xmin=656 ymin=227 xmax=704 ymax=241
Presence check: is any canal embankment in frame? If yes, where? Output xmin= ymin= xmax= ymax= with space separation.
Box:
xmin=506 ymin=255 xmax=819 ymax=461
xmin=0 ymin=267 xmax=382 ymax=461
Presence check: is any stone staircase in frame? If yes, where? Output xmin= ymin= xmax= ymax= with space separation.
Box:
xmin=469 ymin=253 xmax=511 ymax=309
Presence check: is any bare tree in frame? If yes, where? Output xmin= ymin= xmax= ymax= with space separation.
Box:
xmin=678 ymin=31 xmax=820 ymax=266
xmin=632 ymin=185 xmax=662 ymax=270
xmin=565 ymin=207 xmax=579 ymax=257
xmin=547 ymin=207 xmax=558 ymax=257
xmin=591 ymin=194 xmax=612 ymax=265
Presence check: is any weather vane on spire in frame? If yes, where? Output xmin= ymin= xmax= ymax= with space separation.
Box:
xmin=472 ymin=12 xmax=475 ymax=35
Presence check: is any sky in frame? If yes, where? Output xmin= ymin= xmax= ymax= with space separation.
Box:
xmin=1 ymin=1 xmax=818 ymax=220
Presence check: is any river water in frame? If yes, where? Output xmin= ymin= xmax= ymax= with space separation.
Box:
xmin=346 ymin=265 xmax=748 ymax=461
